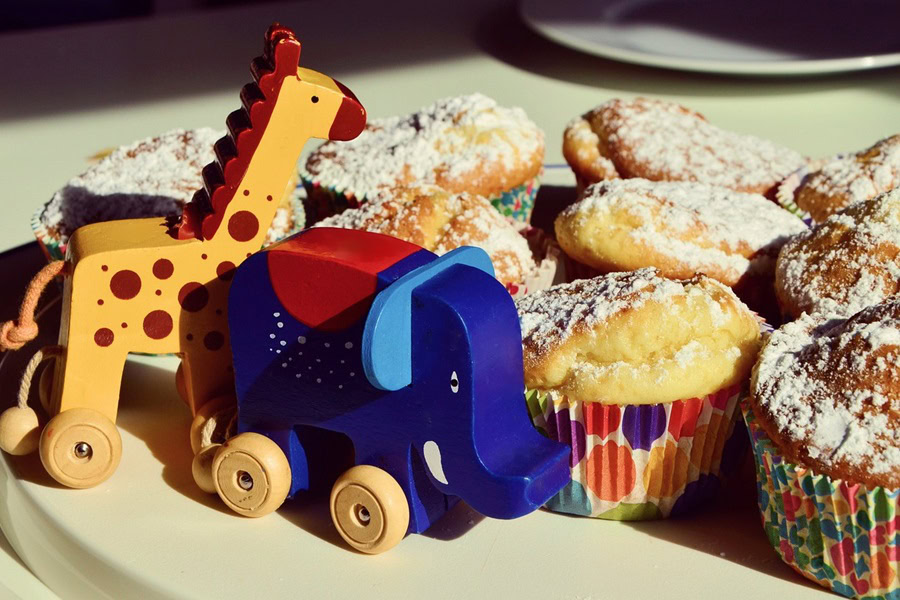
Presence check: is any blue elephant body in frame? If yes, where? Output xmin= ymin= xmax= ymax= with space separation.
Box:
xmin=228 ymin=227 xmax=570 ymax=535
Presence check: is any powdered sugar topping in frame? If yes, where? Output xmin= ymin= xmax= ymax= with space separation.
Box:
xmin=588 ymin=98 xmax=805 ymax=192
xmin=753 ymin=302 xmax=900 ymax=478
xmin=777 ymin=188 xmax=900 ymax=317
xmin=305 ymin=93 xmax=543 ymax=199
xmin=800 ymin=134 xmax=900 ymax=207
xmin=516 ymin=268 xmax=688 ymax=357
xmin=568 ymin=179 xmax=807 ymax=282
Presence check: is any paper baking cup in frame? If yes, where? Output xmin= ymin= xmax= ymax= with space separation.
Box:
xmin=506 ymin=223 xmax=564 ymax=300
xmin=526 ymin=383 xmax=747 ymax=520
xmin=299 ymin=170 xmax=541 ymax=225
xmin=774 ymin=157 xmax=839 ymax=227
xmin=744 ymin=403 xmax=900 ymax=599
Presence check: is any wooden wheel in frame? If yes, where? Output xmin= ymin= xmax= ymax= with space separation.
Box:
xmin=213 ymin=433 xmax=290 ymax=517
xmin=192 ymin=443 xmax=221 ymax=494
xmin=330 ymin=465 xmax=409 ymax=554
xmin=189 ymin=395 xmax=235 ymax=455
xmin=38 ymin=358 xmax=56 ymax=416
xmin=39 ymin=408 xmax=122 ymax=488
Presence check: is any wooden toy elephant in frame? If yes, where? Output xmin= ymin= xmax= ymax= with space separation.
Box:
xmin=207 ymin=227 xmax=571 ymax=553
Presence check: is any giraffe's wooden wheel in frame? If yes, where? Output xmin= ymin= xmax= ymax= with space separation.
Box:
xmin=189 ymin=395 xmax=236 ymax=455
xmin=39 ymin=408 xmax=122 ymax=489
xmin=213 ymin=432 xmax=290 ymax=517
xmin=330 ymin=465 xmax=409 ymax=554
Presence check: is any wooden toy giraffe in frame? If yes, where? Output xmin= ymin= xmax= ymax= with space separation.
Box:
xmin=0 ymin=24 xmax=366 ymax=489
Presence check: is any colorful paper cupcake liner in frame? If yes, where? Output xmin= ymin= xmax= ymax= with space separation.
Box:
xmin=299 ymin=170 xmax=541 ymax=225
xmin=525 ymin=383 xmax=747 ymax=520
xmin=744 ymin=402 xmax=900 ymax=599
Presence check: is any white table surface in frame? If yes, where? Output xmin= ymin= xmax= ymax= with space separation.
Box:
xmin=0 ymin=1 xmax=899 ymax=598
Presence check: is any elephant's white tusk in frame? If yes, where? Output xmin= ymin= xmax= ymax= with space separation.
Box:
xmin=423 ymin=440 xmax=448 ymax=485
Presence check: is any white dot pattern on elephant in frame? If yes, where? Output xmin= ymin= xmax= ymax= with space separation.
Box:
xmin=266 ymin=312 xmax=362 ymax=390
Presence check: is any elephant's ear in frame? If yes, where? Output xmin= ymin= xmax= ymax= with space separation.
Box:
xmin=362 ymin=247 xmax=494 ymax=391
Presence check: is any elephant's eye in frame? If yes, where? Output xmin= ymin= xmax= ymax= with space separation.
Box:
xmin=450 ymin=371 xmax=459 ymax=394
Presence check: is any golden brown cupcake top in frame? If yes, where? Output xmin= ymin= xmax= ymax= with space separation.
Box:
xmin=776 ymin=188 xmax=900 ymax=319
xmin=305 ymin=93 xmax=544 ymax=200
xmin=555 ymin=179 xmax=807 ymax=287
xmin=314 ymin=186 xmax=536 ymax=286
xmin=563 ymin=97 xmax=805 ymax=195
xmin=516 ymin=269 xmax=761 ymax=405
xmin=795 ymin=135 xmax=900 ymax=223
xmin=751 ymin=300 xmax=900 ymax=488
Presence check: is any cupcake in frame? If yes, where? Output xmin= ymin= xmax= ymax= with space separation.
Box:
xmin=747 ymin=299 xmax=900 ymax=598
xmin=33 ymin=128 xmax=305 ymax=261
xmin=517 ymin=269 xmax=762 ymax=519
xmin=554 ymin=179 xmax=807 ymax=321
xmin=776 ymin=188 xmax=900 ymax=320
xmin=777 ymin=134 xmax=900 ymax=224
xmin=563 ymin=97 xmax=805 ymax=197
xmin=313 ymin=185 xmax=559 ymax=297
xmin=302 ymin=93 xmax=544 ymax=223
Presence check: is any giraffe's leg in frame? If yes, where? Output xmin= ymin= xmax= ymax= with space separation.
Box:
xmin=181 ymin=346 xmax=234 ymax=417
xmin=55 ymin=337 xmax=129 ymax=423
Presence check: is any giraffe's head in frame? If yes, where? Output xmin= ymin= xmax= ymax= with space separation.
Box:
xmin=261 ymin=24 xmax=366 ymax=142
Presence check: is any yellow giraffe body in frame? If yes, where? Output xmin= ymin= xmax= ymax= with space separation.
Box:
xmin=53 ymin=68 xmax=355 ymax=423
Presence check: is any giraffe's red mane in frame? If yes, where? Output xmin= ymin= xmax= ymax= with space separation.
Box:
xmin=172 ymin=24 xmax=301 ymax=241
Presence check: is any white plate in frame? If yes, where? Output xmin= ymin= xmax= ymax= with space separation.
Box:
xmin=520 ymin=0 xmax=900 ymax=76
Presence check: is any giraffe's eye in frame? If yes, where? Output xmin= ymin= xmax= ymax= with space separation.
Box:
xmin=311 ymin=96 xmax=319 ymax=103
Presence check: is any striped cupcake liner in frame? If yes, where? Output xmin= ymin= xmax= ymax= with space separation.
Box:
xmin=525 ymin=383 xmax=747 ymax=520
xmin=299 ymin=170 xmax=542 ymax=225
xmin=744 ymin=402 xmax=900 ymax=599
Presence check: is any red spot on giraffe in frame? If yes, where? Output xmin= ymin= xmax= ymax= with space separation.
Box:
xmin=143 ymin=310 xmax=173 ymax=340
xmin=228 ymin=211 xmax=259 ymax=242
xmin=152 ymin=259 xmax=174 ymax=279
xmin=110 ymin=270 xmax=141 ymax=300
xmin=186 ymin=333 xmax=194 ymax=341
xmin=101 ymin=265 xmax=109 ymax=272
xmin=266 ymin=195 xmax=273 ymax=202
xmin=204 ymin=331 xmax=225 ymax=351
xmin=216 ymin=261 xmax=236 ymax=281
xmin=178 ymin=282 xmax=209 ymax=312
xmin=243 ymin=189 xmax=250 ymax=196
xmin=94 ymin=328 xmax=114 ymax=347
xmin=97 ymin=299 xmax=104 ymax=306
xmin=155 ymin=290 xmax=162 ymax=296
xmin=201 ymin=253 xmax=208 ymax=260
xmin=121 ymin=322 xmax=128 ymax=328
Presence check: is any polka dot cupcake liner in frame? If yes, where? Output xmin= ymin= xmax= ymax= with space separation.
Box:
xmin=299 ymin=170 xmax=542 ymax=225
xmin=525 ymin=383 xmax=747 ymax=520
xmin=744 ymin=402 xmax=900 ymax=599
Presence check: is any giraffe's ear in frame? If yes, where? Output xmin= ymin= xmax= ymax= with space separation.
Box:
xmin=265 ymin=24 xmax=301 ymax=71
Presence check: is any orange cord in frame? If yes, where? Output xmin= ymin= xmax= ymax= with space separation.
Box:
xmin=0 ymin=261 xmax=66 ymax=352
